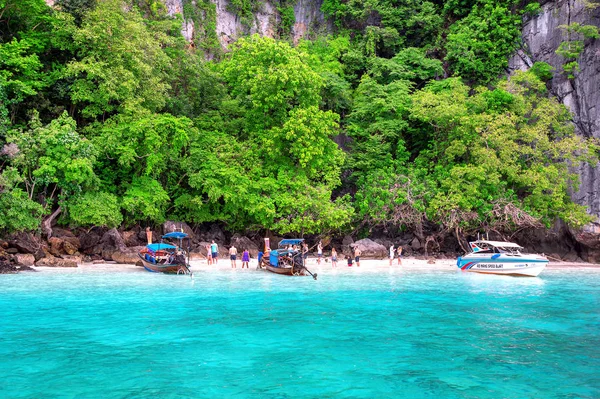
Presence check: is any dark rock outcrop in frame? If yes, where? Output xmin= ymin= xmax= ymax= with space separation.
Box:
xmin=163 ymin=221 xmax=197 ymax=241
xmin=6 ymin=232 xmax=46 ymax=261
xmin=0 ymin=256 xmax=18 ymax=274
xmin=229 ymin=234 xmax=260 ymax=258
xmin=78 ymin=227 xmax=106 ymax=255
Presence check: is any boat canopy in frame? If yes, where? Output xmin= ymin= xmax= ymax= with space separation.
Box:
xmin=279 ymin=238 xmax=305 ymax=246
xmin=162 ymin=232 xmax=189 ymax=239
xmin=472 ymin=240 xmax=523 ymax=248
xmin=147 ymin=243 xmax=177 ymax=251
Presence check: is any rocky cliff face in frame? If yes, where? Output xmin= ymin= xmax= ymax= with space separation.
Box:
xmin=509 ymin=0 xmax=600 ymax=222
xmin=509 ymin=0 xmax=600 ymax=260
xmin=164 ymin=0 xmax=326 ymax=49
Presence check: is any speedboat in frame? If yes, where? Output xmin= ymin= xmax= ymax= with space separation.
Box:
xmin=457 ymin=240 xmax=548 ymax=277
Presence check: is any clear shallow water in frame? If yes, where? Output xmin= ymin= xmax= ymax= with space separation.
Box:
xmin=1 ymin=267 xmax=599 ymax=399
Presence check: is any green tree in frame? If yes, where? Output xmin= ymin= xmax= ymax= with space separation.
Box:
xmin=66 ymin=0 xmax=171 ymax=119
xmin=445 ymin=1 xmax=521 ymax=84
xmin=5 ymin=111 xmax=98 ymax=235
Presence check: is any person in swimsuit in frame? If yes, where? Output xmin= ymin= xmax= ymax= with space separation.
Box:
xmin=389 ymin=244 xmax=395 ymax=266
xmin=347 ymin=255 xmax=353 ymax=267
xmin=397 ymin=246 xmax=403 ymax=265
xmin=241 ymin=249 xmax=250 ymax=268
xmin=331 ymin=248 xmax=337 ymax=268
xmin=206 ymin=244 xmax=213 ymax=265
xmin=229 ymin=246 xmax=237 ymax=268
xmin=354 ymin=246 xmax=361 ymax=267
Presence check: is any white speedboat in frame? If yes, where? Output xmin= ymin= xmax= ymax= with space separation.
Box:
xmin=457 ymin=240 xmax=548 ymax=277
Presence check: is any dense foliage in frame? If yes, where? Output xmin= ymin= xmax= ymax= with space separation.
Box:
xmin=0 ymin=0 xmax=597 ymax=241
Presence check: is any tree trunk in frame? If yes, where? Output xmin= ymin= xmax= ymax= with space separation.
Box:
xmin=42 ymin=206 xmax=62 ymax=239
xmin=455 ymin=226 xmax=469 ymax=254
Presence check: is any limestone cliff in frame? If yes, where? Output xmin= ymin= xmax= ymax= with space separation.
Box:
xmin=163 ymin=0 xmax=327 ymax=50
xmin=509 ymin=0 xmax=600 ymax=223
xmin=508 ymin=0 xmax=600 ymax=260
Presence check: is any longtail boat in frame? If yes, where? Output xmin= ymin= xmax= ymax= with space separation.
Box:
xmin=259 ymin=238 xmax=317 ymax=279
xmin=139 ymin=232 xmax=192 ymax=275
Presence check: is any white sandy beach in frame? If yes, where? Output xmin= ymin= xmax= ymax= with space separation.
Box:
xmin=30 ymin=257 xmax=599 ymax=274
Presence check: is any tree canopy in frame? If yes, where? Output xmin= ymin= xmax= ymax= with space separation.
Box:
xmin=0 ymin=0 xmax=597 ymax=242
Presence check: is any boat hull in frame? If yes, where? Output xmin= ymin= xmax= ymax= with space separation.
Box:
xmin=457 ymin=256 xmax=548 ymax=277
xmin=139 ymin=256 xmax=190 ymax=275
xmin=265 ymin=264 xmax=295 ymax=276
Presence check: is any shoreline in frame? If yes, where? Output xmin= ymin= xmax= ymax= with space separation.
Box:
xmin=26 ymin=257 xmax=600 ymax=273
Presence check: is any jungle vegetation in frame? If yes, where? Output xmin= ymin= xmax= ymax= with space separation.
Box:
xmin=0 ymin=0 xmax=598 ymax=244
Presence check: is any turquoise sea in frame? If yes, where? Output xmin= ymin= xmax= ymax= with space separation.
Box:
xmin=1 ymin=266 xmax=599 ymax=398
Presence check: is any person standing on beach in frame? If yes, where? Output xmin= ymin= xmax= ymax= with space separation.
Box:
xmin=317 ymin=241 xmax=323 ymax=265
xmin=389 ymin=244 xmax=395 ymax=266
xmin=347 ymin=254 xmax=353 ymax=267
xmin=397 ymin=246 xmax=403 ymax=265
xmin=211 ymin=240 xmax=219 ymax=265
xmin=229 ymin=245 xmax=237 ymax=268
xmin=354 ymin=246 xmax=361 ymax=267
xmin=242 ymin=249 xmax=250 ymax=268
xmin=146 ymin=227 xmax=152 ymax=245
xmin=206 ymin=244 xmax=213 ymax=265
xmin=331 ymin=248 xmax=338 ymax=268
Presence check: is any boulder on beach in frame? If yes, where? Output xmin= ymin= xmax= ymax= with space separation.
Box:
xmin=0 ymin=257 xmax=18 ymax=274
xmin=350 ymin=238 xmax=387 ymax=258
xmin=35 ymin=256 xmax=78 ymax=267
xmin=111 ymin=246 xmax=144 ymax=265
xmin=48 ymin=237 xmax=65 ymax=256
xmin=7 ymin=232 xmax=46 ymax=260
xmin=78 ymin=227 xmax=105 ymax=255
xmin=229 ymin=234 xmax=259 ymax=258
xmin=15 ymin=254 xmax=35 ymax=267
xmin=100 ymin=228 xmax=127 ymax=260
xmin=122 ymin=230 xmax=144 ymax=247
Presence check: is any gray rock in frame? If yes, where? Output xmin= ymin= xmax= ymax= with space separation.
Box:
xmin=351 ymin=238 xmax=387 ymax=258
xmin=342 ymin=235 xmax=354 ymax=246
xmin=410 ymin=238 xmax=422 ymax=251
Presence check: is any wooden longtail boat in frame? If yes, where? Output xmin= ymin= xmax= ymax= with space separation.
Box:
xmin=138 ymin=232 xmax=192 ymax=275
xmin=260 ymin=238 xmax=316 ymax=279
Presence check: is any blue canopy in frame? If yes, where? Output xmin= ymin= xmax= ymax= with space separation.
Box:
xmin=279 ymin=238 xmax=304 ymax=247
xmin=162 ymin=232 xmax=189 ymax=239
xmin=147 ymin=243 xmax=177 ymax=251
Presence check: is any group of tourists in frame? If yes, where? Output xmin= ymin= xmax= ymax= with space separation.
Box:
xmin=316 ymin=241 xmax=362 ymax=268
xmin=205 ymin=241 xmax=219 ymax=265
xmin=389 ymin=244 xmax=403 ymax=266
xmin=203 ymin=239 xmax=404 ymax=268
xmin=228 ymin=245 xmax=251 ymax=268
